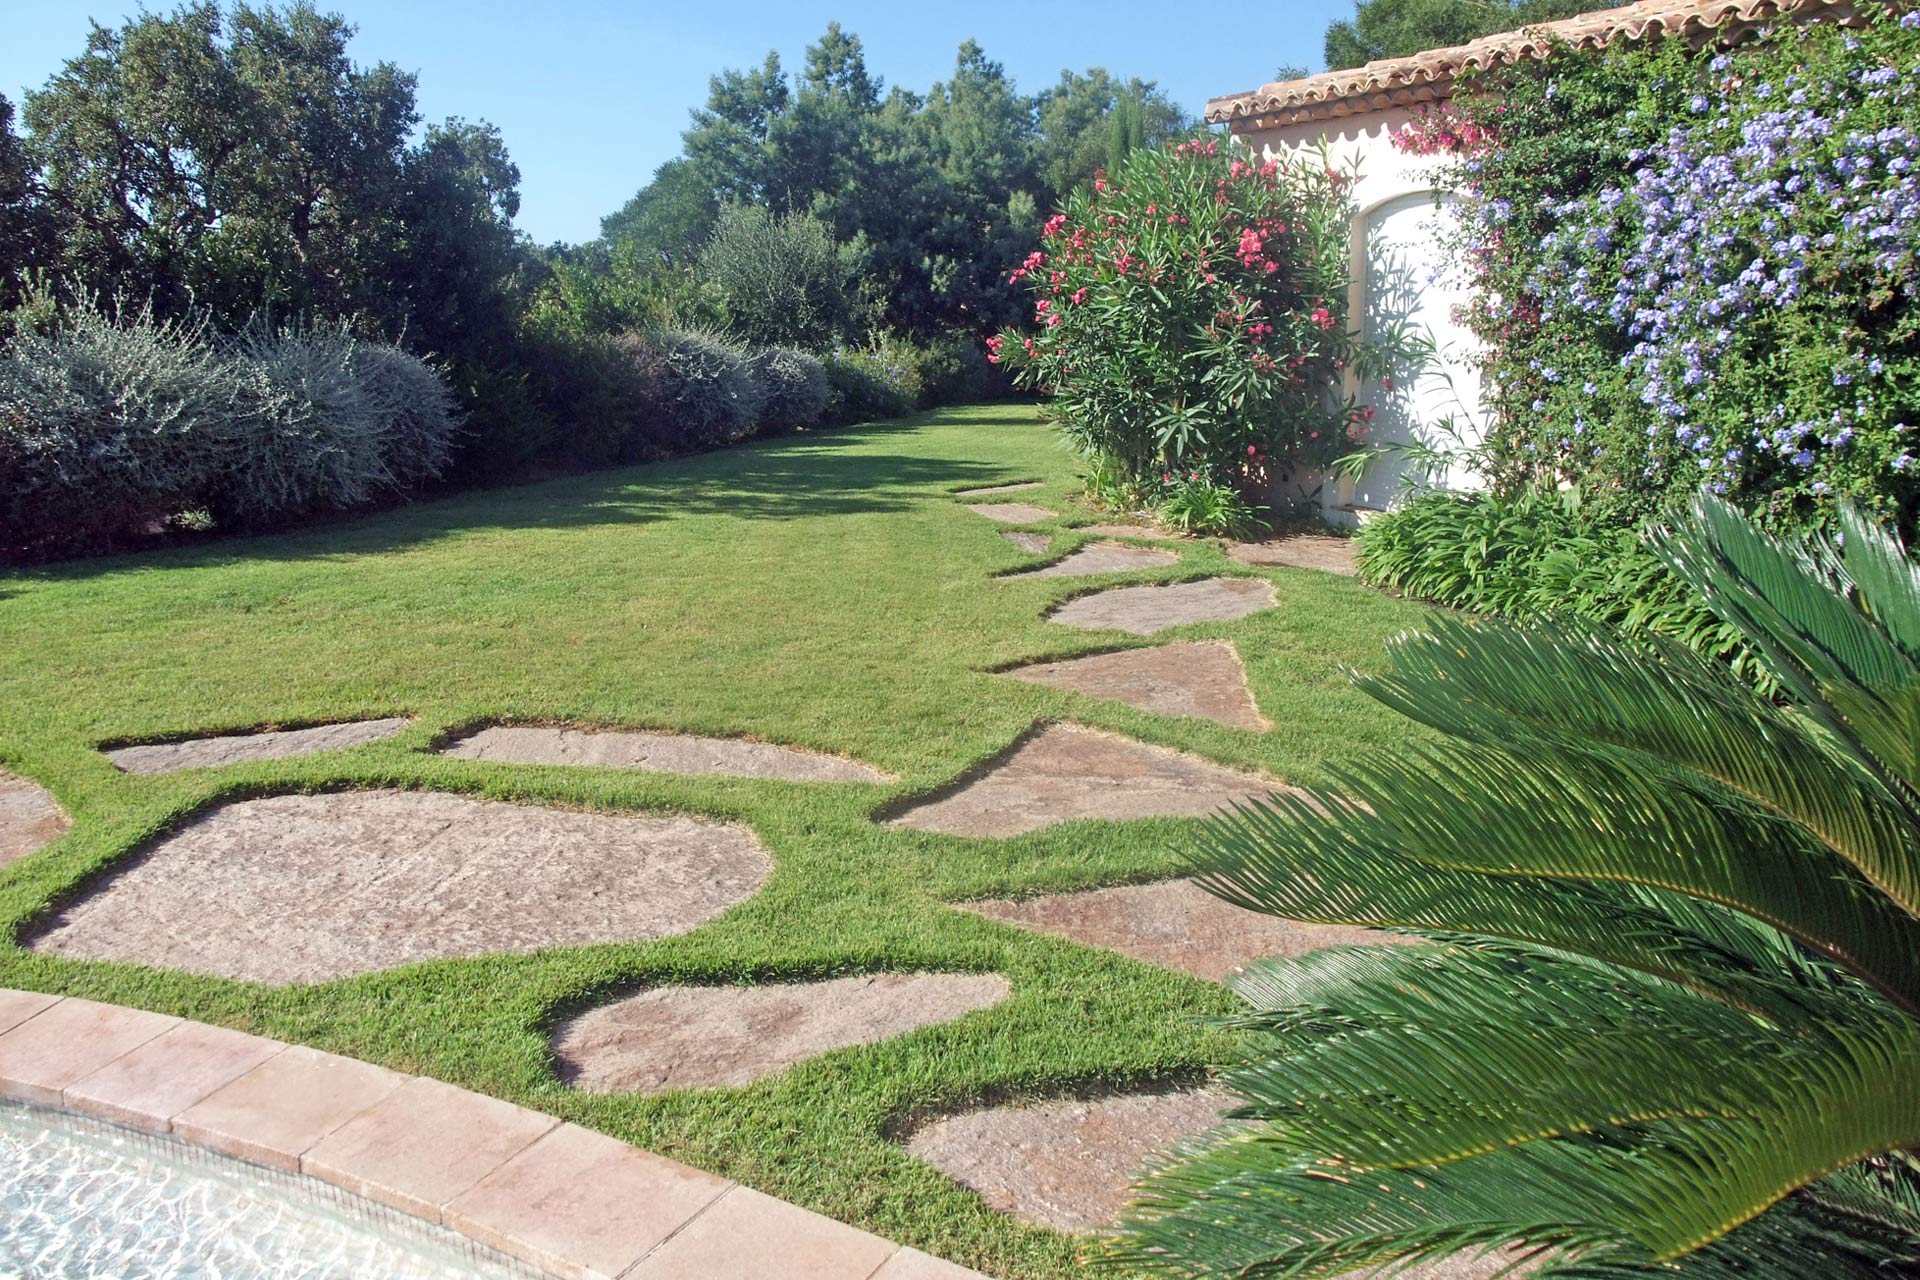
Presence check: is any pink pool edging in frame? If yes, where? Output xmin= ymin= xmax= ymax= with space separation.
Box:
xmin=0 ymin=989 xmax=985 ymax=1280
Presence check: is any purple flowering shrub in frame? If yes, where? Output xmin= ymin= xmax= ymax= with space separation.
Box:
xmin=1421 ymin=2 xmax=1920 ymax=532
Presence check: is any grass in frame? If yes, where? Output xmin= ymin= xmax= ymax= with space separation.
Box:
xmin=0 ymin=403 xmax=1432 ymax=1277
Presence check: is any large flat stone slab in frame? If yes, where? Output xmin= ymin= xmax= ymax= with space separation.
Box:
xmin=25 ymin=790 xmax=771 ymax=984
xmin=0 ymin=769 xmax=68 ymax=868
xmin=554 ymin=972 xmax=1011 ymax=1094
xmin=439 ymin=725 xmax=891 ymax=784
xmin=905 ymin=1088 xmax=1228 ymax=1232
xmin=1047 ymin=578 xmax=1276 ymax=636
xmin=1003 ymin=642 xmax=1266 ymax=731
xmin=966 ymin=502 xmax=1056 ymax=525
xmin=964 ymin=878 xmax=1401 ymax=982
xmin=104 ymin=717 xmax=413 ymax=774
xmin=1077 ymin=524 xmax=1191 ymax=543
xmin=1006 ymin=541 xmax=1178 ymax=579
xmin=956 ymin=482 xmax=1043 ymax=497
xmin=885 ymin=725 xmax=1286 ymax=839
xmin=1225 ymin=534 xmax=1357 ymax=576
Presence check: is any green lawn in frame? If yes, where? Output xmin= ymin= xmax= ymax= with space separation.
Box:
xmin=0 ymin=403 xmax=1432 ymax=1277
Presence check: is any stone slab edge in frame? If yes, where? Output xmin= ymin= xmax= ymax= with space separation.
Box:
xmin=0 ymin=990 xmax=989 ymax=1280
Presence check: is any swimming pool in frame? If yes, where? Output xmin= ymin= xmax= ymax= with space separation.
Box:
xmin=0 ymin=1102 xmax=537 ymax=1278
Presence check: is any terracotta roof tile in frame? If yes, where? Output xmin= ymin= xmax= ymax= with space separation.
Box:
xmin=1206 ymin=0 xmax=1860 ymax=127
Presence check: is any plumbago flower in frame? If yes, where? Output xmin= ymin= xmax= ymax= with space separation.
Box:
xmin=1406 ymin=0 xmax=1920 ymax=532
xmin=989 ymin=135 xmax=1404 ymax=483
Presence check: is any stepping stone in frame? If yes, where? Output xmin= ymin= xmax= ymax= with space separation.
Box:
xmin=964 ymin=878 xmax=1403 ymax=982
xmin=1077 ymin=524 xmax=1189 ymax=543
xmin=1002 ymin=531 xmax=1053 ymax=554
xmin=1047 ymin=577 xmax=1276 ymax=636
xmin=1005 ymin=541 xmax=1178 ymax=580
xmin=438 ymin=725 xmax=892 ymax=784
xmin=25 ymin=790 xmax=770 ymax=985
xmin=0 ymin=769 xmax=69 ymax=868
xmin=104 ymin=717 xmax=413 ymax=774
xmin=905 ymin=1087 xmax=1229 ymax=1232
xmin=1002 ymin=642 xmax=1266 ymax=731
xmin=956 ymin=482 xmax=1043 ymax=497
xmin=885 ymin=724 xmax=1286 ymax=839
xmin=1226 ymin=534 xmax=1357 ymax=576
xmin=966 ymin=502 xmax=1056 ymax=525
xmin=553 ymin=972 xmax=1010 ymax=1093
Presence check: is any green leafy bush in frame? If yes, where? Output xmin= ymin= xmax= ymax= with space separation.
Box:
xmin=1154 ymin=470 xmax=1267 ymax=539
xmin=748 ymin=347 xmax=829 ymax=433
xmin=991 ymin=135 xmax=1390 ymax=484
xmin=820 ymin=346 xmax=915 ymax=425
xmin=443 ymin=360 xmax=555 ymax=483
xmin=652 ymin=326 xmax=763 ymax=448
xmin=1356 ymin=488 xmax=1768 ymax=687
xmin=697 ymin=203 xmax=849 ymax=349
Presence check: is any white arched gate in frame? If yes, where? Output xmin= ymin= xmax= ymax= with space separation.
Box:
xmin=1327 ymin=190 xmax=1486 ymax=525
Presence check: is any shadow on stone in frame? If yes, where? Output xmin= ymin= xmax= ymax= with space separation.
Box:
xmin=553 ymin=972 xmax=1010 ymax=1093
xmin=438 ymin=725 xmax=892 ymax=784
xmin=1047 ymin=578 xmax=1276 ymax=636
xmin=104 ymin=718 xmax=414 ymax=775
xmin=1000 ymin=642 xmax=1266 ymax=730
xmin=26 ymin=790 xmax=771 ymax=984
xmin=883 ymin=724 xmax=1291 ymax=839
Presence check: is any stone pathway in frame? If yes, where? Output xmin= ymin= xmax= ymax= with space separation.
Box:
xmin=104 ymin=718 xmax=413 ymax=775
xmin=27 ymin=791 xmax=771 ymax=984
xmin=965 ymin=502 xmax=1056 ymax=524
xmin=955 ymin=482 xmax=1043 ymax=498
xmin=905 ymin=1087 xmax=1229 ymax=1233
xmin=553 ymin=973 xmax=1010 ymax=1094
xmin=886 ymin=724 xmax=1288 ymax=839
xmin=1002 ymin=642 xmax=1266 ymax=731
xmin=1001 ymin=531 xmax=1053 ymax=554
xmin=1225 ymin=534 xmax=1357 ymax=576
xmin=1047 ymin=577 xmax=1277 ymax=636
xmin=0 ymin=990 xmax=984 ymax=1280
xmin=0 ymin=769 xmax=68 ymax=869
xmin=439 ymin=725 xmax=892 ymax=784
xmin=963 ymin=878 xmax=1402 ymax=982
xmin=1005 ymin=541 xmax=1178 ymax=579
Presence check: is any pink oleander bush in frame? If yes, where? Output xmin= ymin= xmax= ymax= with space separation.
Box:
xmin=989 ymin=136 xmax=1396 ymax=494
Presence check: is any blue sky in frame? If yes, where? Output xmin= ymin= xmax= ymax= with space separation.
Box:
xmin=5 ymin=1 xmax=1352 ymax=245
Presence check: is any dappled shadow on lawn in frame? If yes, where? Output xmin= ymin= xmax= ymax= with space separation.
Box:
xmin=8 ymin=412 xmax=1035 ymax=582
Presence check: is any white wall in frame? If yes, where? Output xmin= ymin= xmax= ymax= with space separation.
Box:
xmin=1239 ymin=110 xmax=1488 ymax=526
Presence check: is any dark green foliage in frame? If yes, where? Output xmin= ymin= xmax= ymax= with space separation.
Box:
xmin=697 ymin=204 xmax=848 ymax=349
xmin=1115 ymin=496 xmax=1920 ymax=1275
xmin=1323 ymin=0 xmax=1631 ymax=70
xmin=1354 ymin=487 xmax=1769 ymax=687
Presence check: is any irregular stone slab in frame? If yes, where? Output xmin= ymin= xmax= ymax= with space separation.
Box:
xmin=1001 ymin=531 xmax=1053 ymax=554
xmin=964 ymin=878 xmax=1405 ymax=982
xmin=886 ymin=724 xmax=1287 ymax=839
xmin=105 ymin=717 xmax=413 ymax=775
xmin=1048 ymin=577 xmax=1277 ymax=636
xmin=438 ymin=725 xmax=892 ymax=784
xmin=554 ymin=972 xmax=1011 ymax=1094
xmin=906 ymin=1088 xmax=1229 ymax=1232
xmin=955 ymin=482 xmax=1043 ymax=498
xmin=966 ymin=502 xmax=1056 ymax=525
xmin=1077 ymin=524 xmax=1190 ymax=543
xmin=0 ymin=769 xmax=69 ymax=868
xmin=1005 ymin=541 xmax=1178 ymax=580
xmin=26 ymin=790 xmax=770 ymax=985
xmin=1003 ymin=642 xmax=1266 ymax=731
xmin=1226 ymin=534 xmax=1357 ymax=576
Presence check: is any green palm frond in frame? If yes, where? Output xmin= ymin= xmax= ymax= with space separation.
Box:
xmin=1113 ymin=497 xmax=1920 ymax=1278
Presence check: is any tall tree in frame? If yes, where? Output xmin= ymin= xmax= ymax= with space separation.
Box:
xmin=0 ymin=95 xmax=51 ymax=310
xmin=600 ymin=158 xmax=718 ymax=270
xmin=1032 ymin=69 xmax=1189 ymax=204
xmin=1324 ymin=0 xmax=1631 ymax=69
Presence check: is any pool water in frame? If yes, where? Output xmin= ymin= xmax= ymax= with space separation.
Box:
xmin=0 ymin=1102 xmax=535 ymax=1279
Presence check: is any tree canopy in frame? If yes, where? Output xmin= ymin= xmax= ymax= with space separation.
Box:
xmin=1323 ymin=0 xmax=1632 ymax=69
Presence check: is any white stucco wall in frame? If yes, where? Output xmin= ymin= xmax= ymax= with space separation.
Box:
xmin=1236 ymin=109 xmax=1489 ymax=526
